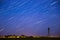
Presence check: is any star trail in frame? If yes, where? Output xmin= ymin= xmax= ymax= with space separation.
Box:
xmin=0 ymin=0 xmax=60 ymax=36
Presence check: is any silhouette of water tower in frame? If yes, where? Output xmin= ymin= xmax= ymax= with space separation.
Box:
xmin=48 ymin=27 xmax=50 ymax=36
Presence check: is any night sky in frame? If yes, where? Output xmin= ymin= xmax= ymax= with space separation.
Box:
xmin=0 ymin=0 xmax=60 ymax=36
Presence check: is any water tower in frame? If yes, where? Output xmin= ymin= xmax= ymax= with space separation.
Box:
xmin=48 ymin=27 xmax=50 ymax=37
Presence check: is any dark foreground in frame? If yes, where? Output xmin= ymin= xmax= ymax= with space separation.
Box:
xmin=0 ymin=37 xmax=60 ymax=40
